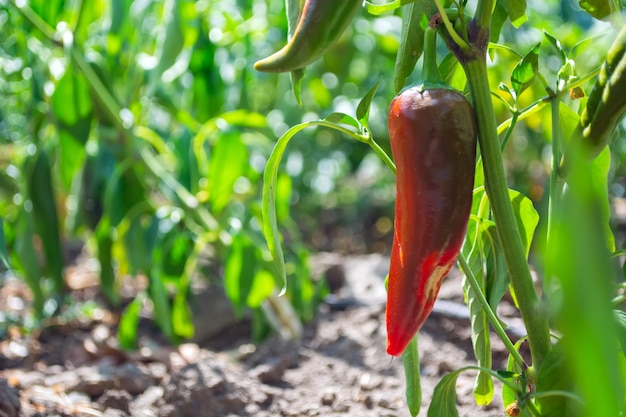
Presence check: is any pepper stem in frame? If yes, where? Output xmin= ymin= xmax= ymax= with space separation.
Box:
xmin=422 ymin=26 xmax=443 ymax=84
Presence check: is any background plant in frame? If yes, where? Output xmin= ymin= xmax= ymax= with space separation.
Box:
xmin=2 ymin=0 xmax=626 ymax=415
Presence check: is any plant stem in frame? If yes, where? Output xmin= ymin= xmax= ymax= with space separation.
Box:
xmin=463 ymin=57 xmax=552 ymax=369
xmin=544 ymin=96 xmax=565 ymax=294
xmin=458 ymin=253 xmax=527 ymax=368
xmin=433 ymin=0 xmax=468 ymax=50
xmin=368 ymin=137 xmax=396 ymax=175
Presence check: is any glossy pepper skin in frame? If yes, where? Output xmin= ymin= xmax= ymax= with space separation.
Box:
xmin=386 ymin=86 xmax=477 ymax=356
xmin=254 ymin=0 xmax=362 ymax=73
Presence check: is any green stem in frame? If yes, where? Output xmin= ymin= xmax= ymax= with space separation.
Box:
xmin=423 ymin=27 xmax=443 ymax=83
xmin=474 ymin=0 xmax=494 ymax=31
xmin=368 ymin=137 xmax=396 ymax=175
xmin=433 ymin=0 xmax=468 ymax=50
xmin=463 ymin=57 xmax=552 ymax=369
xmin=544 ymin=96 xmax=565 ymax=294
xmin=458 ymin=253 xmax=527 ymax=369
xmin=500 ymin=112 xmax=519 ymax=151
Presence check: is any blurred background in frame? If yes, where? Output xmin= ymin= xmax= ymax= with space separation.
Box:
xmin=0 ymin=0 xmax=623 ymax=345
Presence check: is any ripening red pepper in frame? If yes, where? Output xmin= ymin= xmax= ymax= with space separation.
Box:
xmin=386 ymin=85 xmax=477 ymax=356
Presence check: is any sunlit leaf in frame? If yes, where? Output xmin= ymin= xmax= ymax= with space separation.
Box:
xmin=0 ymin=218 xmax=11 ymax=269
xmin=356 ymin=80 xmax=380 ymax=127
xmin=207 ymin=130 xmax=248 ymax=214
xmin=428 ymin=370 xmax=461 ymax=417
xmin=500 ymin=0 xmax=528 ymax=28
xmin=224 ymin=233 xmax=257 ymax=316
xmin=118 ymin=294 xmax=143 ymax=350
xmin=579 ymin=0 xmax=611 ymax=20
xmin=172 ymin=291 xmax=194 ymax=338
xmin=511 ymin=42 xmax=540 ymax=96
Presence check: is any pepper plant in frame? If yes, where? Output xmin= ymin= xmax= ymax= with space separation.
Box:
xmin=259 ymin=0 xmax=626 ymax=415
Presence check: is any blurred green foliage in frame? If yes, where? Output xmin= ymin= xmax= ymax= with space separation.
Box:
xmin=0 ymin=0 xmax=625 ymax=351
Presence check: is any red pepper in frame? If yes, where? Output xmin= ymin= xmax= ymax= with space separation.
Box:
xmin=386 ymin=85 xmax=477 ymax=356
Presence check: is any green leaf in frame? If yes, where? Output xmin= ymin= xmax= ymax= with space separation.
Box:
xmin=207 ymin=129 xmax=248 ymax=214
xmin=511 ymin=42 xmax=541 ymax=97
xmin=490 ymin=2 xmax=508 ymax=45
xmin=439 ymin=53 xmax=466 ymax=91
xmin=402 ymin=335 xmax=422 ymax=417
xmin=286 ymin=0 xmax=305 ymax=105
xmin=614 ymin=310 xmax=626 ymax=354
xmin=247 ymin=269 xmax=276 ymax=308
xmin=95 ymin=216 xmax=118 ymax=304
xmin=0 ymin=218 xmax=10 ymax=269
xmin=578 ymin=0 xmax=612 ymax=20
xmin=172 ymin=291 xmax=194 ymax=338
xmin=154 ymin=0 xmax=185 ymax=78
xmin=428 ymin=370 xmax=461 ymax=417
xmin=535 ymin=341 xmax=584 ymax=417
xmin=324 ymin=113 xmax=361 ymax=130
xmin=501 ymin=338 xmax=532 ymax=417
xmin=224 ymin=234 xmax=258 ymax=316
xmin=262 ymin=119 xmax=365 ymax=292
xmin=500 ymin=0 xmax=528 ymax=28
xmin=118 ymin=294 xmax=143 ymax=350
xmin=356 ymin=81 xmax=380 ymax=127
xmin=483 ymin=223 xmax=509 ymax=309
xmin=393 ymin=2 xmax=434 ymax=93
xmin=591 ymin=147 xmax=615 ymax=251
xmin=149 ymin=272 xmax=174 ymax=341
xmin=509 ymin=189 xmax=539 ymax=257
xmin=463 ymin=218 xmax=495 ymax=405
xmin=290 ymin=69 xmax=304 ymax=106
xmin=559 ymin=101 xmax=580 ymax=144
xmin=543 ymin=31 xmax=567 ymax=65
xmin=551 ymin=142 xmax=623 ymax=416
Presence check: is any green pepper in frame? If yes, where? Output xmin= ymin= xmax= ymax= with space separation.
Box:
xmin=254 ymin=0 xmax=362 ymax=73
xmin=386 ymin=27 xmax=477 ymax=356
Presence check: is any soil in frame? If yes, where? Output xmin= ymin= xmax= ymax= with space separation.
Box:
xmin=0 ymin=252 xmax=524 ymax=417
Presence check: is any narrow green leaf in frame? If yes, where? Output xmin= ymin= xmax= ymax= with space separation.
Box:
xmin=224 ymin=234 xmax=257 ymax=316
xmin=247 ymin=269 xmax=276 ymax=308
xmin=490 ymin=2 xmax=508 ymax=45
xmin=508 ymin=190 xmax=539 ymax=257
xmin=0 ymin=218 xmax=10 ymax=269
xmin=356 ymin=81 xmax=380 ymax=127
xmin=118 ymin=294 xmax=143 ymax=350
xmin=463 ymin=222 xmax=495 ymax=405
xmin=511 ymin=42 xmax=541 ymax=96
xmin=207 ymin=130 xmax=248 ymax=214
xmin=591 ymin=147 xmax=615 ymax=251
xmin=154 ymin=0 xmax=185 ymax=78
xmin=502 ymin=338 xmax=530 ymax=416
xmin=393 ymin=2 xmax=432 ymax=93
xmin=324 ymin=113 xmax=361 ymax=130
xmin=402 ymin=335 xmax=422 ymax=417
xmin=149 ymin=273 xmax=174 ymax=340
xmin=290 ymin=69 xmax=304 ymax=106
xmin=286 ymin=0 xmax=305 ymax=105
xmin=262 ymin=119 xmax=367 ymax=292
xmin=172 ymin=291 xmax=194 ymax=338
xmin=543 ymin=31 xmax=567 ymax=65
